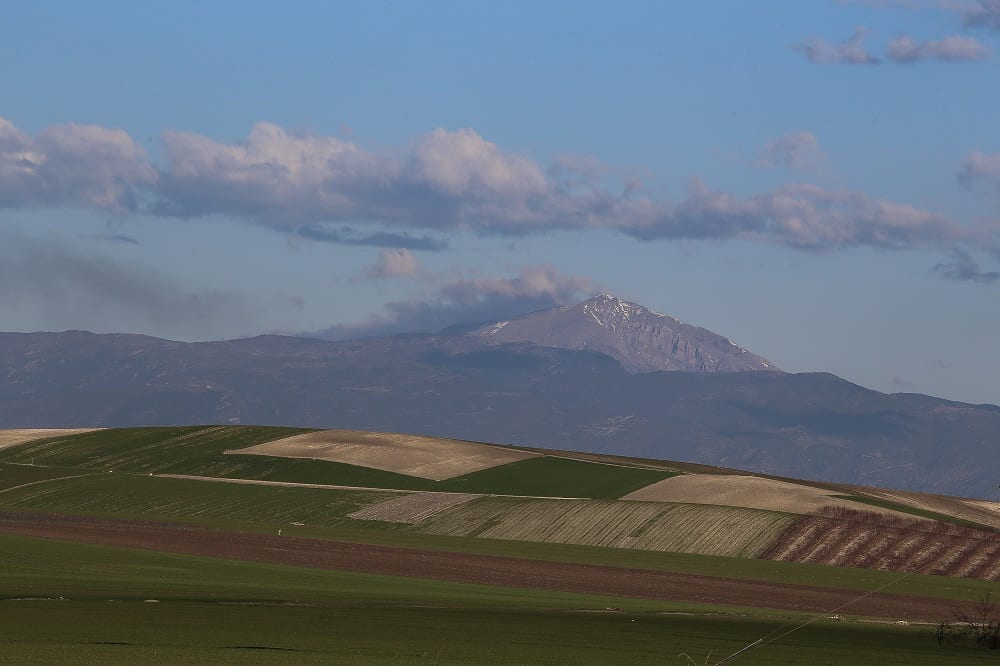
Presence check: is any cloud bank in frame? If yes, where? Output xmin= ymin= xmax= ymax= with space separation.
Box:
xmin=0 ymin=118 xmax=976 ymax=257
xmin=2 ymin=116 xmax=994 ymax=287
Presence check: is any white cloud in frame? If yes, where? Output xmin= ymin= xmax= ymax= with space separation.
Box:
xmin=368 ymin=248 xmax=421 ymax=279
xmin=794 ymin=26 xmax=881 ymax=65
xmin=0 ymin=118 xmax=978 ymax=258
xmin=958 ymin=150 xmax=1000 ymax=189
xmin=887 ymin=34 xmax=990 ymax=62
xmin=755 ymin=131 xmax=825 ymax=170
xmin=0 ymin=117 xmax=155 ymax=210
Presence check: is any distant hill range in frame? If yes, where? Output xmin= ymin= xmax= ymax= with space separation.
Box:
xmin=2 ymin=295 xmax=998 ymax=498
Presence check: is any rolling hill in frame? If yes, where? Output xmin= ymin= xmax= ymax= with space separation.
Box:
xmin=2 ymin=317 xmax=999 ymax=497
xmin=2 ymin=425 xmax=998 ymax=663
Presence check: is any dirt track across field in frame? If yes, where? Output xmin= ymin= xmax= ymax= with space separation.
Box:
xmin=0 ymin=511 xmax=968 ymax=621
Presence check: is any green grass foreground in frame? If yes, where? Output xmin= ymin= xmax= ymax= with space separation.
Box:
xmin=1 ymin=534 xmax=994 ymax=665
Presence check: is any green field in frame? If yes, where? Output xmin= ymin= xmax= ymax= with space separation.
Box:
xmin=0 ymin=427 xmax=675 ymax=499
xmin=2 ymin=426 xmax=999 ymax=663
xmin=1 ymin=534 xmax=995 ymax=665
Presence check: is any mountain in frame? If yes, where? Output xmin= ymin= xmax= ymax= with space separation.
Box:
xmin=1 ymin=298 xmax=999 ymax=498
xmin=466 ymin=294 xmax=777 ymax=373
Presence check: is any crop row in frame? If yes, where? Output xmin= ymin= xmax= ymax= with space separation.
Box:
xmin=348 ymin=492 xmax=481 ymax=523
xmin=415 ymin=497 xmax=795 ymax=558
xmin=762 ymin=508 xmax=1000 ymax=581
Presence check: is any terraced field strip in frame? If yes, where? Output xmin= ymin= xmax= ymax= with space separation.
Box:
xmin=229 ymin=429 xmax=538 ymax=480
xmin=348 ymin=492 xmax=481 ymax=523
xmin=415 ymin=497 xmax=795 ymax=558
xmin=0 ymin=429 xmax=99 ymax=450
xmin=0 ymin=473 xmax=397 ymax=527
xmin=763 ymin=508 xmax=1000 ymax=581
xmin=623 ymin=474 xmax=912 ymax=517
xmin=840 ymin=485 xmax=1000 ymax=530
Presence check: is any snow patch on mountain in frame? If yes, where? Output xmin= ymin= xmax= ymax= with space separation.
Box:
xmin=469 ymin=294 xmax=778 ymax=374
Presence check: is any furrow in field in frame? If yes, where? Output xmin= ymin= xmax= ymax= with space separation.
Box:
xmin=416 ymin=497 xmax=794 ymax=558
xmin=348 ymin=492 xmax=481 ymax=523
xmin=760 ymin=508 xmax=1000 ymax=581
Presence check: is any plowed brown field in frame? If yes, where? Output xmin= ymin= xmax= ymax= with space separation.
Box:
xmin=0 ymin=511 xmax=964 ymax=621
xmin=762 ymin=508 xmax=1000 ymax=581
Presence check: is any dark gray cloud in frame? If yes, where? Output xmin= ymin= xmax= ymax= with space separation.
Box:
xmin=79 ymin=233 xmax=140 ymax=245
xmin=932 ymin=247 xmax=1000 ymax=283
xmin=887 ymin=34 xmax=990 ymax=62
xmin=963 ymin=0 xmax=1000 ymax=30
xmin=296 ymin=224 xmax=448 ymax=251
xmin=794 ymin=26 xmax=881 ymax=65
xmin=0 ymin=233 xmax=250 ymax=339
xmin=311 ymin=265 xmax=596 ymax=340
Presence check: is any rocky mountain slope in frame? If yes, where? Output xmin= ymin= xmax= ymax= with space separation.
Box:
xmin=467 ymin=294 xmax=777 ymax=373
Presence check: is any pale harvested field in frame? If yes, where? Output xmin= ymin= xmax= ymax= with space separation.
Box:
xmin=228 ymin=430 xmax=537 ymax=481
xmin=416 ymin=497 xmax=794 ymax=558
xmin=0 ymin=429 xmax=98 ymax=451
xmin=623 ymin=474 xmax=907 ymax=517
xmin=842 ymin=485 xmax=1000 ymax=530
xmin=348 ymin=492 xmax=481 ymax=523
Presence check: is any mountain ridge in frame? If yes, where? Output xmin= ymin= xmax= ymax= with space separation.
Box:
xmin=1 ymin=325 xmax=999 ymax=498
xmin=466 ymin=294 xmax=778 ymax=373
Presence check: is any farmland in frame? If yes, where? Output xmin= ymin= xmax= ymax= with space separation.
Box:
xmin=0 ymin=425 xmax=998 ymax=663
xmin=232 ymin=429 xmax=537 ymax=480
xmin=416 ymin=496 xmax=795 ymax=558
xmin=0 ymin=428 xmax=98 ymax=450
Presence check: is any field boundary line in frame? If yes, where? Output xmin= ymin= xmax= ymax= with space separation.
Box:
xmin=0 ymin=472 xmax=105 ymax=496
xmin=154 ymin=473 xmax=587 ymax=500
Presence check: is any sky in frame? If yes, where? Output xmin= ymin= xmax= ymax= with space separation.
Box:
xmin=2 ymin=0 xmax=999 ymax=405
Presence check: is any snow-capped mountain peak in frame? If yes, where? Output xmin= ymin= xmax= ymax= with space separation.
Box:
xmin=469 ymin=294 xmax=778 ymax=374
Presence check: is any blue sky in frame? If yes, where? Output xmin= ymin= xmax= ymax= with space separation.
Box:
xmin=2 ymin=1 xmax=999 ymax=405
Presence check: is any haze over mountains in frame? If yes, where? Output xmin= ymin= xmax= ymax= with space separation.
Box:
xmin=2 ymin=295 xmax=998 ymax=498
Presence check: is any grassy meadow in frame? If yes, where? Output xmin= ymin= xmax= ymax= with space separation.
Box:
xmin=1 ymin=534 xmax=995 ymax=665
